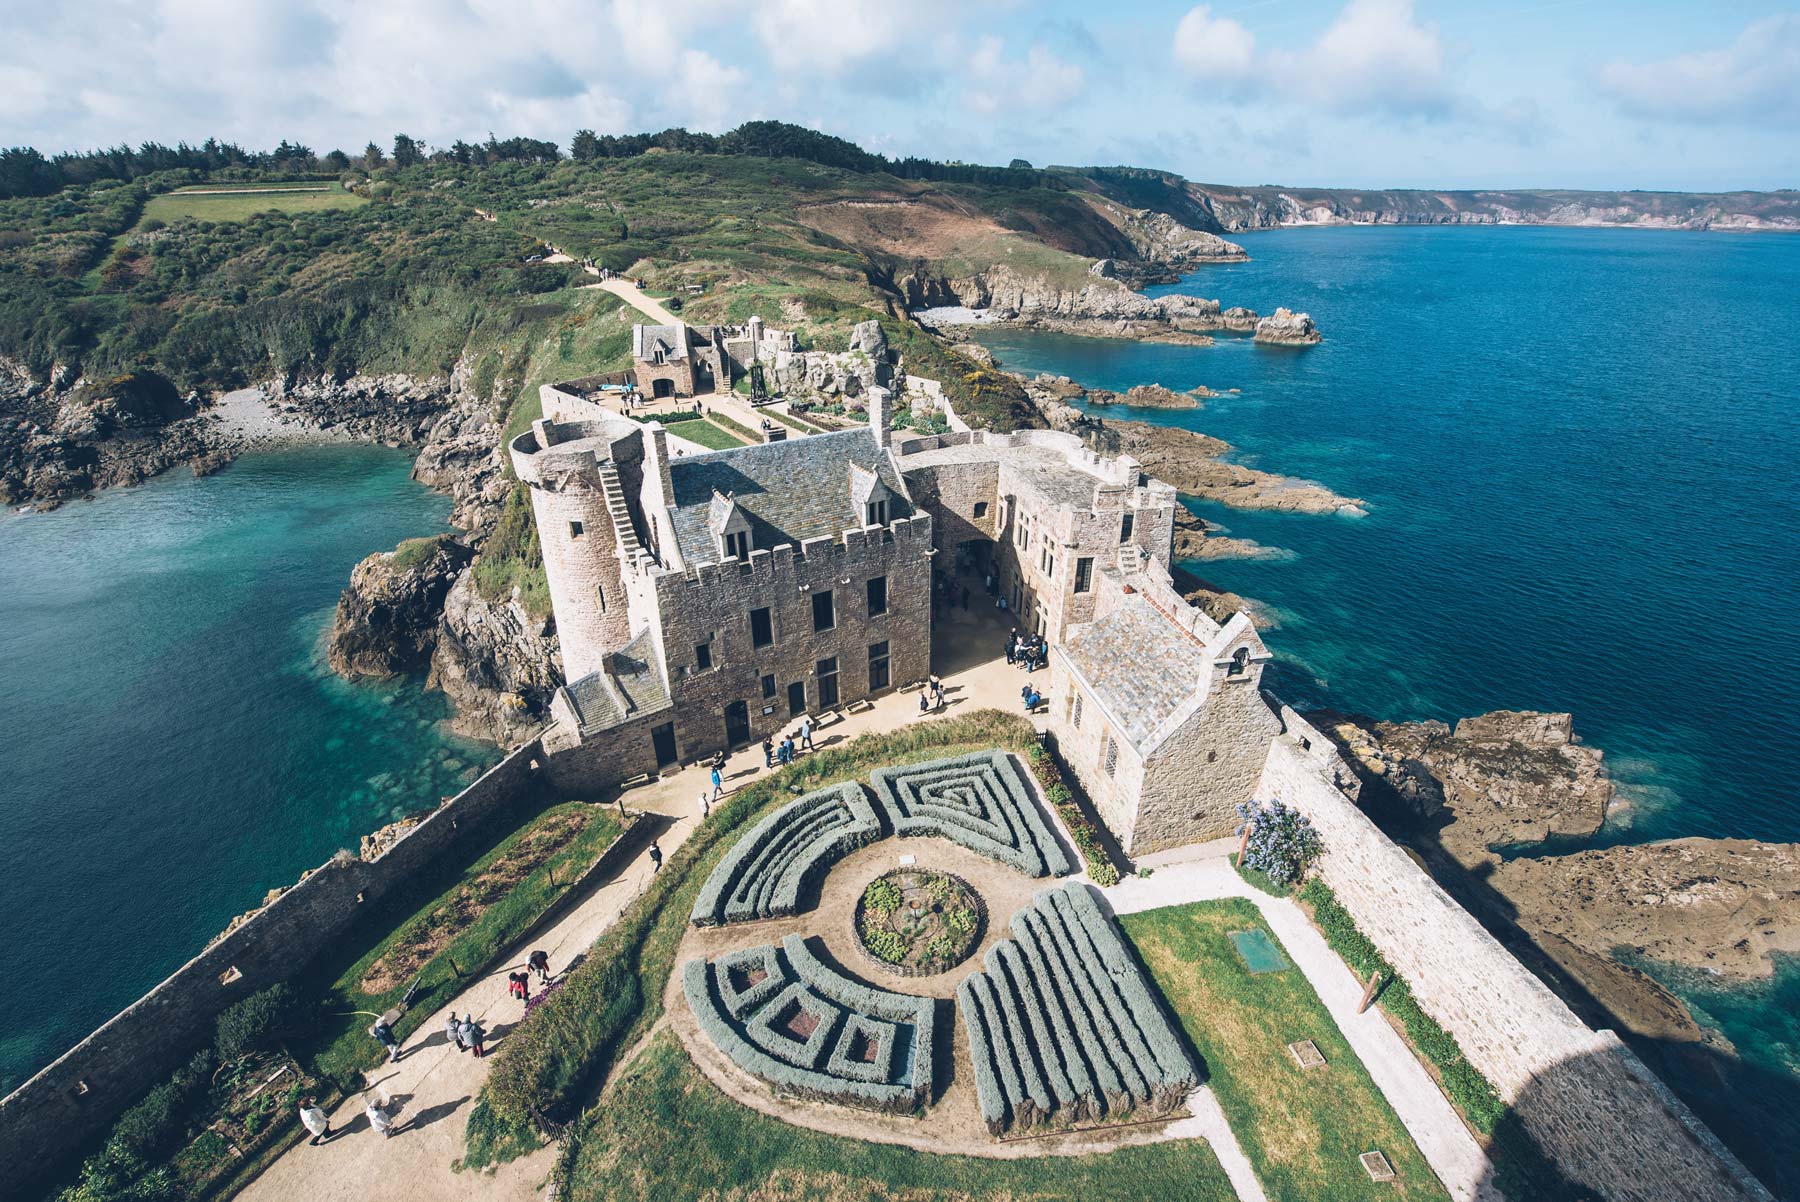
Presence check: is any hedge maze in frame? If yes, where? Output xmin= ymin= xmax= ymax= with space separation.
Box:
xmin=684 ymin=935 xmax=935 ymax=1113
xmin=691 ymin=782 xmax=881 ymax=926
xmin=870 ymin=751 xmax=1074 ymax=878
xmin=957 ymin=883 xmax=1198 ymax=1135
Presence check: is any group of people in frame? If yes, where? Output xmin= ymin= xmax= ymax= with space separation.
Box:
xmin=1006 ymin=628 xmax=1049 ymax=673
xmin=300 ymin=1095 xmax=403 ymax=1144
xmin=758 ymin=715 xmax=816 ymax=774
xmin=917 ymin=674 xmax=947 ymax=714
xmin=507 ymin=948 xmax=557 ymax=1009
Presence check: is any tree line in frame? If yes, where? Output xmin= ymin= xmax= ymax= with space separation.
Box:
xmin=2 ymin=121 xmax=1057 ymax=200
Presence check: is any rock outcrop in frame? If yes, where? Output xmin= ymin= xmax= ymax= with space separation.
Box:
xmin=1110 ymin=208 xmax=1249 ymax=269
xmin=327 ymin=536 xmax=474 ymax=679
xmin=1084 ymin=383 xmax=1204 ymax=410
xmin=1253 ymin=308 xmax=1322 ymax=346
xmin=427 ymin=572 xmax=563 ymax=744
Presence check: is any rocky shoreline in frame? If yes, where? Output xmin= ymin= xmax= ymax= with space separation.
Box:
xmin=1313 ymin=709 xmax=1800 ymax=1047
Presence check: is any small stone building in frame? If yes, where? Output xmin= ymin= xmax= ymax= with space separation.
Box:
xmin=631 ymin=318 xmax=796 ymax=399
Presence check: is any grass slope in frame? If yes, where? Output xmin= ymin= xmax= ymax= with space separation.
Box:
xmin=142 ymin=185 xmax=365 ymax=224
xmin=565 ymin=1030 xmax=1237 ymax=1202
xmin=1120 ymin=899 xmax=1449 ymax=1202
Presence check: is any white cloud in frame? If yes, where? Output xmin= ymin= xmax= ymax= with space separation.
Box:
xmin=1172 ymin=6 xmax=1256 ymax=82
xmin=1171 ymin=0 xmax=1450 ymax=117
xmin=751 ymin=0 xmax=949 ymax=77
xmin=1597 ymin=14 xmax=1800 ymax=123
xmin=964 ymin=37 xmax=1086 ymax=115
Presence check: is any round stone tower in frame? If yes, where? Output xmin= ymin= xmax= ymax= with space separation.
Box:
xmin=509 ymin=418 xmax=636 ymax=683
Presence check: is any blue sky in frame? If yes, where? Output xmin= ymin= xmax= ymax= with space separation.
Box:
xmin=1 ymin=0 xmax=1795 ymax=190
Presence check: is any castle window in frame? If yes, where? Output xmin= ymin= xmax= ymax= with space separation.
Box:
xmin=867 ymin=575 xmax=888 ymax=617
xmin=1074 ymin=557 xmax=1093 ymax=594
xmin=1229 ymin=647 xmax=1251 ymax=677
xmin=974 ymin=502 xmax=989 ymax=519
xmin=596 ymin=583 xmax=607 ymax=612
xmin=750 ymin=606 xmax=773 ymax=647
xmin=865 ymin=499 xmax=888 ymax=527
xmin=816 ymin=656 xmax=840 ymax=707
xmin=761 ymin=673 xmax=777 ymax=699
xmin=1103 ymin=737 xmax=1118 ymax=778
xmin=812 ymin=589 xmax=835 ymax=632
xmin=1072 ymin=694 xmax=1083 ymax=728
xmin=695 ymin=641 xmax=712 ymax=671
xmin=724 ymin=530 xmax=749 ymax=560
xmin=868 ymin=641 xmax=890 ymax=691
xmin=569 ymin=520 xmax=584 ymax=539
xmin=1120 ymin=512 xmax=1134 ymax=543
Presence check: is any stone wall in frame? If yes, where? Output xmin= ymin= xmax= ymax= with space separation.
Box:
xmin=0 ymin=741 xmax=543 ymax=1195
xmin=1260 ymin=709 xmax=1772 ymax=1202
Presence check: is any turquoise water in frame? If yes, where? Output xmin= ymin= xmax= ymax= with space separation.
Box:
xmin=0 ymin=447 xmax=496 ymax=1094
xmin=973 ymin=225 xmax=1800 ymax=1188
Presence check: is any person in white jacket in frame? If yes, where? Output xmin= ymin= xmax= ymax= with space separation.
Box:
xmin=299 ymin=1099 xmax=332 ymax=1145
xmin=366 ymin=1098 xmax=397 ymax=1139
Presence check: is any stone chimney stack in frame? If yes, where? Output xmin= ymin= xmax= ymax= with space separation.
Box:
xmin=867 ymin=386 xmax=891 ymax=451
xmin=746 ymin=314 xmax=765 ymax=358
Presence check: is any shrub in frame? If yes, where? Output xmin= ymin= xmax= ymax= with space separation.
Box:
xmin=214 ymin=983 xmax=298 ymax=1063
xmin=864 ymin=929 xmax=906 ymax=963
xmin=1236 ymin=799 xmax=1323 ymax=888
xmin=863 ymin=878 xmax=902 ymax=915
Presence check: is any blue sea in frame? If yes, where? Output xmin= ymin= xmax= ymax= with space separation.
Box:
xmin=974 ymin=225 xmax=1800 ymax=1189
xmin=0 ymin=447 xmax=497 ymax=1095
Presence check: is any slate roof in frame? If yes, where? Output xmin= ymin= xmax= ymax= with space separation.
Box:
xmin=1061 ymin=598 xmax=1209 ymax=750
xmin=667 ymin=429 xmax=909 ymax=564
xmin=565 ymin=630 xmax=671 ymax=734
xmin=633 ymin=323 xmax=689 ymax=362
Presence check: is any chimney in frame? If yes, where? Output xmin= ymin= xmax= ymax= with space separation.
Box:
xmin=642 ymin=422 xmax=676 ymax=507
xmin=868 ymin=386 xmax=891 ymax=450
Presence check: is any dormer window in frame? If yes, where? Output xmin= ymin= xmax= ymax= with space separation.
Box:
xmin=1228 ymin=647 xmax=1251 ymax=677
xmin=865 ymin=499 xmax=887 ymax=527
xmin=724 ymin=530 xmax=749 ymax=560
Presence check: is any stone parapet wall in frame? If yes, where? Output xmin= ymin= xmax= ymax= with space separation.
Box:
xmin=0 ymin=741 xmax=543 ymax=1196
xmin=1259 ymin=708 xmax=1772 ymax=1202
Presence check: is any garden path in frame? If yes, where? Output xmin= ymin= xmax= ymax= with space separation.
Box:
xmin=586 ymin=276 xmax=681 ymax=326
xmin=1109 ymin=843 xmax=1505 ymax=1202
xmin=238 ymin=615 xmax=1036 ymax=1201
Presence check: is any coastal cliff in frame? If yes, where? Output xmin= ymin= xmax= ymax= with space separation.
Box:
xmin=427 ymin=571 xmax=562 ymax=744
xmin=326 ymin=536 xmax=473 ymax=678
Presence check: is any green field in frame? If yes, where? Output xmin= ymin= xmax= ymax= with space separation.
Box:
xmin=142 ymin=183 xmax=366 ymax=224
xmin=663 ymin=416 xmax=750 ymax=450
xmin=1120 ymin=899 xmax=1448 ymax=1202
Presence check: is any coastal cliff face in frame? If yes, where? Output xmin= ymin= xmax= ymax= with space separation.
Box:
xmin=326 ymin=536 xmax=473 ymax=678
xmin=1312 ymin=709 xmax=1800 ymax=1046
xmin=427 ymin=571 xmax=562 ymax=744
xmin=1178 ymin=183 xmax=1800 ymax=233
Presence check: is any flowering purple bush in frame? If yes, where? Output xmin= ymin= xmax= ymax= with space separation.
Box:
xmin=1236 ymin=799 xmax=1324 ymax=887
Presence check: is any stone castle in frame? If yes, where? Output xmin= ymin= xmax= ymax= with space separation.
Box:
xmin=517 ymin=373 xmax=1276 ymax=853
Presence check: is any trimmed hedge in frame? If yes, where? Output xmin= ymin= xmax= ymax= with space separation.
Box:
xmin=690 ymin=781 xmax=880 ymax=926
xmin=870 ymin=751 xmax=1073 ymax=877
xmin=955 ymin=882 xmax=1198 ymax=1135
xmin=683 ymin=938 xmax=934 ymax=1114
xmin=1025 ymin=743 xmax=1119 ymax=885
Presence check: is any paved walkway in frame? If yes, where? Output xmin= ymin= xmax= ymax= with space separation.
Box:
xmin=239 ymin=596 xmax=1035 ymax=1202
xmin=583 ymin=277 xmax=682 ymax=326
xmin=1107 ymin=844 xmax=1504 ymax=1202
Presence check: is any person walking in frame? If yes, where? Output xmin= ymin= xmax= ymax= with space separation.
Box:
xmin=528 ymin=950 xmax=552 ymax=985
xmin=798 ymin=715 xmax=814 ymax=751
xmin=780 ymin=735 xmax=795 ymax=765
xmin=370 ymin=1017 xmax=402 ymax=1063
xmin=762 ymin=737 xmax=774 ymax=769
xmin=445 ymin=1011 xmax=467 ymax=1053
xmin=300 ymin=1099 xmax=332 ymax=1146
xmin=461 ymin=1016 xmax=486 ymax=1058
xmin=649 ymin=840 xmax=663 ymax=873
xmin=919 ymin=688 xmax=930 ymax=715
xmin=700 ymin=792 xmax=711 ymax=819
xmin=1005 ymin=630 xmax=1017 ymax=665
xmin=366 ymin=1097 xmax=397 ymax=1139
xmin=710 ymin=764 xmax=723 ymax=800
xmin=1026 ymin=687 xmax=1042 ymax=713
xmin=508 ymin=972 xmax=530 ymax=1008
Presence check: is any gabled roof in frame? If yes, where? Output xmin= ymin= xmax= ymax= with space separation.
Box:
xmin=666 ymin=429 xmax=909 ymax=564
xmin=564 ymin=630 xmax=671 ymax=735
xmin=632 ymin=323 xmax=690 ymax=362
xmin=1061 ymin=598 xmax=1210 ymax=751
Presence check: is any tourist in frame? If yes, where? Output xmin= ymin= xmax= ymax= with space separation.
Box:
xmin=1025 ymin=688 xmax=1042 ymax=713
xmin=798 ymin=715 xmax=814 ymax=750
xmin=762 ymin=737 xmax=774 ymax=769
xmin=369 ymin=1017 xmax=402 ymax=1063
xmin=299 ymin=1099 xmax=332 ymax=1146
xmin=649 ymin=841 xmax=664 ymax=873
xmin=711 ymin=765 xmax=723 ymax=800
xmin=366 ymin=1097 xmax=397 ymax=1139
xmin=445 ymin=1011 xmax=467 ymax=1053
xmin=781 ymin=735 xmax=795 ymax=764
xmin=528 ymin=949 xmax=552 ymax=985
xmin=508 ymin=971 xmax=530 ymax=1008
xmin=918 ymin=689 xmax=929 ymax=715
xmin=461 ymin=1016 xmax=486 ymax=1058
xmin=1005 ymin=631 xmax=1017 ymax=665
xmin=1021 ymin=685 xmax=1032 ymax=707
xmin=700 ymin=792 xmax=711 ymax=819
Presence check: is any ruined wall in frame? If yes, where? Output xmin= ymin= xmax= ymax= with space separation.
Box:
xmin=1260 ymin=710 xmax=1772 ymax=1202
xmin=0 ymin=742 xmax=544 ymax=1195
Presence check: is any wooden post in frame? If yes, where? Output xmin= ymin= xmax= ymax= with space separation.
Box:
xmin=1357 ymin=969 xmax=1382 ymax=1014
xmin=1236 ymin=823 xmax=1252 ymax=863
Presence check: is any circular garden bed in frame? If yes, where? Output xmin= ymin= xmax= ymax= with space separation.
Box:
xmin=854 ymin=868 xmax=985 ymax=977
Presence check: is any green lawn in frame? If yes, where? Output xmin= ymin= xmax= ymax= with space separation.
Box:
xmin=142 ymin=183 xmax=366 ymax=224
xmin=663 ymin=416 xmax=749 ymax=450
xmin=1120 ymin=900 xmax=1449 ymax=1202
xmin=565 ymin=1030 xmax=1238 ymax=1202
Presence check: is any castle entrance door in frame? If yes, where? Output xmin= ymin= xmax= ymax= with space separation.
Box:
xmin=653 ymin=378 xmax=674 ymax=399
xmin=787 ymin=682 xmax=807 ymax=717
xmin=723 ymin=700 xmax=751 ymax=748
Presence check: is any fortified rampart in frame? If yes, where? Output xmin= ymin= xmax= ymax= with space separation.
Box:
xmin=0 ymin=741 xmax=544 ymax=1196
xmin=1259 ymin=708 xmax=1773 ymax=1202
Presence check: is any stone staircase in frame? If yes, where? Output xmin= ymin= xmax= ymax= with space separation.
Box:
xmin=594 ymin=462 xmax=644 ymax=559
